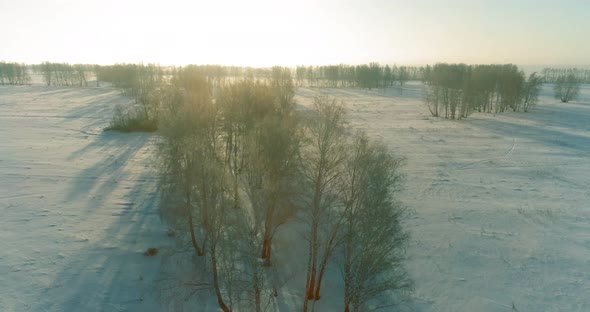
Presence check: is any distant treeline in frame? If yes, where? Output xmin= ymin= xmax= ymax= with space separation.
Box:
xmin=295 ymin=64 xmax=424 ymax=88
xmin=98 ymin=63 xmax=297 ymax=86
xmin=31 ymin=62 xmax=93 ymax=86
xmin=96 ymin=63 xmax=297 ymax=104
xmin=96 ymin=62 xmax=582 ymax=123
xmin=97 ymin=63 xmax=164 ymax=103
xmin=0 ymin=62 xmax=30 ymax=85
xmin=15 ymin=62 xmax=590 ymax=89
xmin=542 ymin=68 xmax=590 ymax=84
xmin=425 ymin=64 xmax=543 ymax=119
xmin=96 ymin=63 xmax=426 ymax=90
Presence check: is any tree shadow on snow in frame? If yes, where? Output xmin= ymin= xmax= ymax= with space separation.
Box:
xmin=39 ymin=149 xmax=170 ymax=312
xmin=62 ymin=131 xmax=156 ymax=216
xmin=468 ymin=102 xmax=590 ymax=155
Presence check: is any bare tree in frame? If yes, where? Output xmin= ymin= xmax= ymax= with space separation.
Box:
xmin=93 ymin=65 xmax=100 ymax=87
xmin=296 ymin=66 xmax=306 ymax=86
xmin=205 ymin=167 xmax=233 ymax=312
xmin=521 ymin=73 xmax=543 ymax=112
xmin=244 ymin=113 xmax=302 ymax=266
xmin=554 ymin=73 xmax=580 ymax=103
xmin=383 ymin=65 xmax=392 ymax=89
xmin=271 ymin=66 xmax=295 ymax=111
xmin=425 ymin=63 xmax=526 ymax=119
xmin=222 ymin=209 xmax=276 ymax=312
xmin=398 ymin=66 xmax=408 ymax=88
xmin=301 ymin=96 xmax=348 ymax=311
xmin=425 ymin=84 xmax=441 ymax=117
xmin=158 ymin=80 xmax=216 ymax=258
xmin=41 ymin=62 xmax=52 ymax=86
xmin=0 ymin=62 xmax=30 ymax=85
xmin=340 ymin=132 xmax=411 ymax=312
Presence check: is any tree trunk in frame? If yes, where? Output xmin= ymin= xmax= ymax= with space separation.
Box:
xmin=187 ymin=192 xmax=203 ymax=256
xmin=307 ymin=221 xmax=318 ymax=300
xmin=255 ymin=290 xmax=261 ymax=312
xmin=313 ymin=250 xmax=328 ymax=300
xmin=343 ymin=230 xmax=352 ymax=312
xmin=211 ymin=244 xmax=231 ymax=312
xmin=261 ymin=202 xmax=275 ymax=266
xmin=303 ymin=223 xmax=315 ymax=312
xmin=232 ymin=129 xmax=240 ymax=209
xmin=254 ymin=274 xmax=261 ymax=312
xmin=261 ymin=239 xmax=267 ymax=260
xmin=314 ymin=221 xmax=340 ymax=300
xmin=233 ymin=174 xmax=239 ymax=208
xmin=305 ymin=173 xmax=323 ymax=310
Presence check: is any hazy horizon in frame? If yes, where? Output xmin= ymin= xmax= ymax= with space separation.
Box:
xmin=1 ymin=0 xmax=589 ymax=67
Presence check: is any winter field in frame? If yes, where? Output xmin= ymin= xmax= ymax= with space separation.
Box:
xmin=1 ymin=82 xmax=589 ymax=311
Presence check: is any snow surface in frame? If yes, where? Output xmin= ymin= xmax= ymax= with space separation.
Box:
xmin=1 ymin=82 xmax=589 ymax=311
xmin=0 ymin=86 xmax=172 ymax=311
xmin=295 ymin=83 xmax=590 ymax=312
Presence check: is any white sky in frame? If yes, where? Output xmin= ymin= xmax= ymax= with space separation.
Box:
xmin=1 ymin=0 xmax=589 ymax=66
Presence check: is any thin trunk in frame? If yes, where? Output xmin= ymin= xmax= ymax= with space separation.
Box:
xmin=232 ymin=129 xmax=240 ymax=209
xmin=233 ymin=174 xmax=239 ymax=209
xmin=307 ymin=221 xmax=318 ymax=300
xmin=343 ymin=223 xmax=352 ymax=312
xmin=306 ymin=166 xmax=324 ymax=308
xmin=261 ymin=201 xmax=275 ymax=266
xmin=187 ymin=191 xmax=203 ymax=256
xmin=313 ymin=227 xmax=337 ymax=300
xmin=265 ymin=241 xmax=272 ymax=263
xmin=254 ymin=276 xmax=261 ymax=312
xmin=211 ymin=244 xmax=232 ymax=312
xmin=261 ymin=239 xmax=268 ymax=261
xmin=303 ymin=229 xmax=314 ymax=312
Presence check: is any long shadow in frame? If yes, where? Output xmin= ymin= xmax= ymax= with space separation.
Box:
xmin=518 ymin=102 xmax=590 ymax=133
xmin=58 ymin=88 xmax=132 ymax=122
xmin=63 ymin=90 xmax=131 ymax=120
xmin=63 ymin=131 xmax=155 ymax=216
xmin=468 ymin=101 xmax=590 ymax=155
xmin=39 ymin=143 xmax=170 ymax=312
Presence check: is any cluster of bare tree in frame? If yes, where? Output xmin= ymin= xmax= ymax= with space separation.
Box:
xmin=98 ymin=63 xmax=164 ymax=131
xmin=50 ymin=62 xmax=431 ymax=94
xmin=521 ymin=73 xmax=544 ymax=111
xmin=295 ymin=64 xmax=424 ymax=89
xmin=542 ymin=68 xmax=590 ymax=84
xmin=97 ymin=63 xmax=163 ymax=99
xmin=0 ymin=62 xmax=30 ymax=85
xmin=167 ymin=64 xmax=288 ymax=84
xmin=34 ymin=62 xmax=90 ymax=86
xmin=101 ymin=64 xmax=298 ymax=132
xmin=169 ymin=64 xmax=420 ymax=87
xmin=552 ymin=73 xmax=582 ymax=103
xmin=168 ymin=64 xmax=229 ymax=86
xmin=156 ymin=70 xmax=410 ymax=311
xmin=425 ymin=64 xmax=543 ymax=119
xmin=300 ymin=97 xmax=411 ymax=312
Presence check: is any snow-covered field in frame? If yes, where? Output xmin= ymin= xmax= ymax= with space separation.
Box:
xmin=1 ymin=83 xmax=589 ymax=311
xmin=0 ymin=86 xmax=172 ymax=311
xmin=296 ymin=83 xmax=590 ymax=312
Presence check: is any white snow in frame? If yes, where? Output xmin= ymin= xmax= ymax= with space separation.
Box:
xmin=0 ymin=86 xmax=172 ymax=311
xmin=295 ymin=83 xmax=590 ymax=312
xmin=1 ymin=82 xmax=589 ymax=311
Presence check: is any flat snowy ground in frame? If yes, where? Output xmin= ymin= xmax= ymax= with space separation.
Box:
xmin=1 ymin=83 xmax=589 ymax=311
xmin=296 ymin=84 xmax=590 ymax=312
xmin=0 ymin=86 xmax=172 ymax=311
